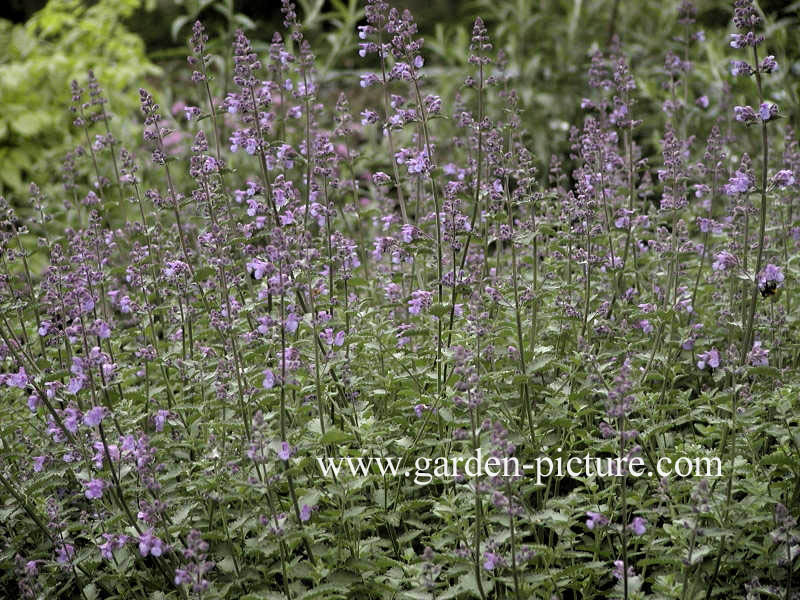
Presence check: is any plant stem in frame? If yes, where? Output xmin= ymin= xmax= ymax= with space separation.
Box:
xmin=741 ymin=44 xmax=769 ymax=361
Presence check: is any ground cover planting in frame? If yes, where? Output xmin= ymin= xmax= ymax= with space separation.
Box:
xmin=1 ymin=0 xmax=799 ymax=598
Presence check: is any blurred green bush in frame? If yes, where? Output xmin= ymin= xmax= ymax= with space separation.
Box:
xmin=0 ymin=0 xmax=158 ymax=195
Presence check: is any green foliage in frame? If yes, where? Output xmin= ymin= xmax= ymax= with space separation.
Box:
xmin=0 ymin=0 xmax=158 ymax=194
xmin=170 ymin=0 xmax=256 ymax=43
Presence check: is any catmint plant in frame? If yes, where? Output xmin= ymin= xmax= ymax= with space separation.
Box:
xmin=1 ymin=1 xmax=799 ymax=598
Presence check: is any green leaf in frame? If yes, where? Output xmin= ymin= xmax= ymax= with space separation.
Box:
xmin=218 ymin=556 xmax=237 ymax=573
xmin=82 ymin=584 xmax=98 ymax=600
xmin=320 ymin=428 xmax=349 ymax=444
xmin=429 ymin=302 xmax=450 ymax=317
xmin=10 ymin=113 xmax=42 ymax=136
xmin=173 ymin=502 xmax=196 ymax=525
xmin=170 ymin=15 xmax=193 ymax=42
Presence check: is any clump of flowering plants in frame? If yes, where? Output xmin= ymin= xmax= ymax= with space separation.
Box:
xmin=1 ymin=1 xmax=799 ymax=598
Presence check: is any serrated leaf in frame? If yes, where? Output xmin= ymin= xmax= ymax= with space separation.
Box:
xmin=320 ymin=428 xmax=349 ymax=444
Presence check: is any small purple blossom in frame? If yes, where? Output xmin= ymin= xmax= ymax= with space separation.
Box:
xmin=262 ymin=368 xmax=276 ymax=389
xmin=84 ymin=478 xmax=106 ymax=500
xmin=99 ymin=534 xmax=129 ymax=560
xmin=138 ymin=529 xmax=167 ymax=557
xmin=483 ymin=551 xmax=503 ymax=571
xmin=733 ymin=105 xmax=757 ymax=124
xmin=586 ymin=511 xmax=609 ymax=530
xmin=372 ymin=171 xmax=391 ymax=185
xmin=285 ymin=312 xmax=299 ymax=333
xmin=360 ymin=109 xmax=378 ymax=125
xmin=63 ymin=406 xmax=82 ymax=433
xmin=628 ymin=517 xmax=647 ymax=536
xmin=360 ymin=73 xmax=380 ymax=87
xmin=758 ymin=102 xmax=778 ymax=121
xmin=773 ymin=170 xmax=795 ymax=188
xmin=55 ymin=543 xmax=75 ymax=564
xmin=748 ymin=340 xmax=769 ymax=366
xmin=2 ymin=367 xmax=28 ymax=389
xmin=724 ymin=170 xmax=752 ymax=195
xmin=83 ymin=406 xmax=108 ymax=427
xmin=27 ymin=394 xmax=41 ymax=412
xmin=299 ymin=504 xmax=312 ymax=522
xmin=154 ymin=409 xmax=171 ymax=432
xmin=712 ymin=251 xmax=738 ymax=272
xmin=277 ymin=441 xmax=293 ymax=461
xmin=760 ymin=55 xmax=778 ymax=72
xmin=697 ymin=348 xmax=720 ymax=370
xmin=93 ymin=320 xmax=112 ymax=339
xmin=408 ymin=289 xmax=433 ymax=315
xmin=730 ymin=60 xmax=753 ymax=77
xmin=613 ymin=559 xmax=636 ymax=581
